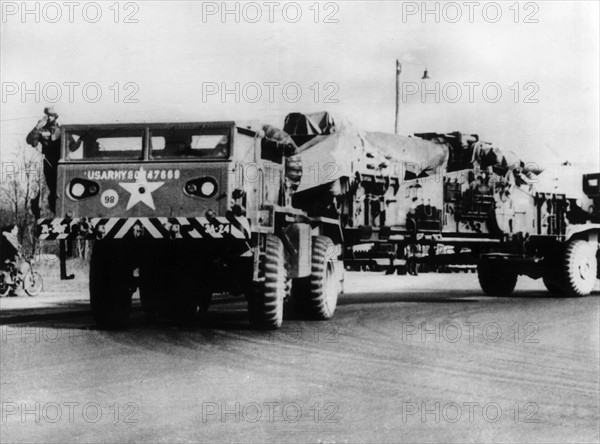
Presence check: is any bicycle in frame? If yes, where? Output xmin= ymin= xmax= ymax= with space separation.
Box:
xmin=0 ymin=255 xmax=44 ymax=297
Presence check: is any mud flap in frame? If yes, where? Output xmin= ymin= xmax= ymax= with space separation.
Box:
xmin=59 ymin=240 xmax=74 ymax=280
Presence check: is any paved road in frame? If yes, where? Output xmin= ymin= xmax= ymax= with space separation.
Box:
xmin=1 ymin=272 xmax=599 ymax=443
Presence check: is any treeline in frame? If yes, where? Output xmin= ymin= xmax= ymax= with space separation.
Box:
xmin=0 ymin=145 xmax=89 ymax=262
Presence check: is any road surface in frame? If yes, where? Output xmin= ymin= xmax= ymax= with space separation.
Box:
xmin=1 ymin=272 xmax=599 ymax=443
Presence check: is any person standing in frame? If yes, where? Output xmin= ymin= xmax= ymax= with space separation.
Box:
xmin=261 ymin=124 xmax=303 ymax=203
xmin=26 ymin=107 xmax=62 ymax=214
xmin=0 ymin=225 xmax=21 ymax=284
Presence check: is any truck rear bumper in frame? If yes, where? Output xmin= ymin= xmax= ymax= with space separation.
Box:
xmin=38 ymin=216 xmax=251 ymax=240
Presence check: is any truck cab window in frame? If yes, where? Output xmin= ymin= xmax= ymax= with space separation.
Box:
xmin=150 ymin=129 xmax=229 ymax=159
xmin=65 ymin=129 xmax=143 ymax=160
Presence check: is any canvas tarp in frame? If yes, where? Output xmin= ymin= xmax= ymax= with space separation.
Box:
xmin=283 ymin=112 xmax=449 ymax=192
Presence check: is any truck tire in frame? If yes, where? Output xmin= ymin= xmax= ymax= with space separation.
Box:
xmin=0 ymin=273 xmax=11 ymax=297
xmin=139 ymin=259 xmax=164 ymax=317
xmin=477 ymin=259 xmax=518 ymax=296
xmin=561 ymin=239 xmax=597 ymax=297
xmin=169 ymin=272 xmax=211 ymax=326
xmin=542 ymin=276 xmax=563 ymax=295
xmin=248 ymin=234 xmax=285 ymax=329
xmin=89 ymin=241 xmax=133 ymax=329
xmin=293 ymin=236 xmax=339 ymax=320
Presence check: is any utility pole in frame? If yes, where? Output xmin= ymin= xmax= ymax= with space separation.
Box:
xmin=395 ymin=59 xmax=430 ymax=134
xmin=395 ymin=59 xmax=401 ymax=135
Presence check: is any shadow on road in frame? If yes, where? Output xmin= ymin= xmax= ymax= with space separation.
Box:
xmin=1 ymin=287 xmax=597 ymax=332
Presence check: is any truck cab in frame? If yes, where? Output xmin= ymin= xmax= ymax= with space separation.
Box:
xmin=52 ymin=121 xmax=283 ymax=233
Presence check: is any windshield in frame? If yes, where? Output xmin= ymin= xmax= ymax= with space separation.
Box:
xmin=66 ymin=128 xmax=143 ymax=160
xmin=150 ymin=127 xmax=229 ymax=159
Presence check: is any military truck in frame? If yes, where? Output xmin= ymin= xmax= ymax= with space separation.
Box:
xmin=286 ymin=112 xmax=599 ymax=297
xmin=38 ymin=121 xmax=343 ymax=329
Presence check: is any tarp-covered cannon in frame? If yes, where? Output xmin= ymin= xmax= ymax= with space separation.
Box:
xmin=286 ymin=111 xmax=535 ymax=237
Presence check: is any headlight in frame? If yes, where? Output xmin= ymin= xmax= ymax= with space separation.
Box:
xmin=71 ymin=183 xmax=86 ymax=198
xmin=184 ymin=177 xmax=218 ymax=198
xmin=200 ymin=181 xmax=216 ymax=197
xmin=68 ymin=178 xmax=99 ymax=200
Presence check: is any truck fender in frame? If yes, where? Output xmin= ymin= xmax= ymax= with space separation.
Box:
xmin=565 ymin=224 xmax=600 ymax=245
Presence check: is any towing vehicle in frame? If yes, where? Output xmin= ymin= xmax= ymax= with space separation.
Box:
xmin=38 ymin=121 xmax=343 ymax=328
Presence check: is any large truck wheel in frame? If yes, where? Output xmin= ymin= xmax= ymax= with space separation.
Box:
xmin=0 ymin=273 xmax=11 ymax=297
xmin=293 ymin=236 xmax=339 ymax=320
xmin=477 ymin=259 xmax=518 ymax=296
xmin=168 ymin=271 xmax=212 ymax=326
xmin=542 ymin=276 xmax=563 ymax=295
xmin=89 ymin=241 xmax=133 ymax=329
xmin=561 ymin=239 xmax=597 ymax=297
xmin=139 ymin=259 xmax=164 ymax=318
xmin=248 ymin=234 xmax=286 ymax=329
xmin=139 ymin=280 xmax=158 ymax=316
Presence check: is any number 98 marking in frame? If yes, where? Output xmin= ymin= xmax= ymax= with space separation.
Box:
xmin=101 ymin=189 xmax=119 ymax=208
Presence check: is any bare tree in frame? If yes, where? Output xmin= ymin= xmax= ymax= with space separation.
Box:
xmin=0 ymin=144 xmax=46 ymax=254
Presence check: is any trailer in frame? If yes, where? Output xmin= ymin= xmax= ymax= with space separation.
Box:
xmin=287 ymin=112 xmax=599 ymax=297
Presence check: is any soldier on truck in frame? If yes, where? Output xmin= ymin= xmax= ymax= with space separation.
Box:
xmin=26 ymin=107 xmax=62 ymax=215
xmin=26 ymin=107 xmax=82 ymax=215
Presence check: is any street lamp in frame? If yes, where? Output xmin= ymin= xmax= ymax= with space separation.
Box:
xmin=395 ymin=59 xmax=431 ymax=134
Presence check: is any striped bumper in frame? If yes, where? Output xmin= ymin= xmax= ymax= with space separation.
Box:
xmin=38 ymin=216 xmax=251 ymax=240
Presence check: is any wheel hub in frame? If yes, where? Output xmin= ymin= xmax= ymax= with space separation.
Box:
xmin=578 ymin=259 xmax=592 ymax=281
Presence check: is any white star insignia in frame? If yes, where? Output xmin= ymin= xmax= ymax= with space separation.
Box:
xmin=119 ymin=167 xmax=164 ymax=210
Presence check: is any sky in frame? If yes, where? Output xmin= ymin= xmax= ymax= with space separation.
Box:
xmin=1 ymin=1 xmax=599 ymax=171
